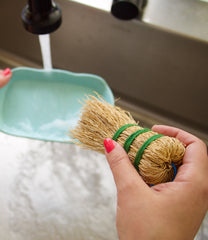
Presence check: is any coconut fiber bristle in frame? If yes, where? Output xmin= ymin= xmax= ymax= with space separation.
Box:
xmin=70 ymin=95 xmax=185 ymax=185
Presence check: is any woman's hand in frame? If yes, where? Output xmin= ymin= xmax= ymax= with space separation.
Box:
xmin=104 ymin=125 xmax=208 ymax=240
xmin=0 ymin=68 xmax=12 ymax=88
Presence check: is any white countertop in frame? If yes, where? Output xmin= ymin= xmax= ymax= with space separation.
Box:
xmin=0 ymin=132 xmax=117 ymax=240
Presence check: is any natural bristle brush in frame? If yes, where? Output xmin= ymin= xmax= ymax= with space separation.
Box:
xmin=70 ymin=95 xmax=185 ymax=185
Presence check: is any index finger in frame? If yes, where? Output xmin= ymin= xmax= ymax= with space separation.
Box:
xmin=152 ymin=125 xmax=200 ymax=146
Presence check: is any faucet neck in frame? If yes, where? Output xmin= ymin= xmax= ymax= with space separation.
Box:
xmin=22 ymin=0 xmax=62 ymax=34
xmin=28 ymin=0 xmax=52 ymax=15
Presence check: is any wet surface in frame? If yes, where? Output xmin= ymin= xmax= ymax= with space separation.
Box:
xmin=0 ymin=132 xmax=117 ymax=240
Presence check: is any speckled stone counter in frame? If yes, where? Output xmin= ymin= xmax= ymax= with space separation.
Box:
xmin=0 ymin=132 xmax=117 ymax=240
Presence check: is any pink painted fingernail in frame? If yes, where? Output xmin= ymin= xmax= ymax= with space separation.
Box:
xmin=104 ymin=138 xmax=115 ymax=153
xmin=2 ymin=68 xmax=11 ymax=76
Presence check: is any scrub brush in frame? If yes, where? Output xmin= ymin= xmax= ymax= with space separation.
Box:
xmin=70 ymin=95 xmax=185 ymax=185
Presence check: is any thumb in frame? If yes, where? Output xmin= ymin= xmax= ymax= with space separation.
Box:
xmin=0 ymin=68 xmax=12 ymax=88
xmin=104 ymin=138 xmax=148 ymax=193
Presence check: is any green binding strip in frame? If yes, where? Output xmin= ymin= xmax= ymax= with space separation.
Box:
xmin=123 ymin=128 xmax=151 ymax=153
xmin=134 ymin=134 xmax=164 ymax=172
xmin=112 ymin=124 xmax=138 ymax=141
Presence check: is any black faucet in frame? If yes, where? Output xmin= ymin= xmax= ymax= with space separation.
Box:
xmin=111 ymin=0 xmax=147 ymax=20
xmin=21 ymin=0 xmax=62 ymax=34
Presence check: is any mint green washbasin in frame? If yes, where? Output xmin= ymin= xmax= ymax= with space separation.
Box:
xmin=0 ymin=67 xmax=114 ymax=142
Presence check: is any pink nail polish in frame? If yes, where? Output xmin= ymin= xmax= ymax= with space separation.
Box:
xmin=104 ymin=138 xmax=115 ymax=153
xmin=2 ymin=68 xmax=11 ymax=76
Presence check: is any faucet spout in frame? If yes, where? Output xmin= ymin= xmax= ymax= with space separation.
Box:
xmin=111 ymin=0 xmax=147 ymax=20
xmin=22 ymin=0 xmax=62 ymax=34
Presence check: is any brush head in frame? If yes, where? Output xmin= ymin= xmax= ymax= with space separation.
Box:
xmin=70 ymin=95 xmax=185 ymax=185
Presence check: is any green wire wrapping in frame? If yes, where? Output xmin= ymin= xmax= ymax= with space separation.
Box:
xmin=134 ymin=134 xmax=164 ymax=172
xmin=112 ymin=124 xmax=138 ymax=141
xmin=112 ymin=125 xmax=164 ymax=172
xmin=123 ymin=128 xmax=151 ymax=153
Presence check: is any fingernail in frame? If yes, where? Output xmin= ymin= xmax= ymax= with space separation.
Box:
xmin=2 ymin=68 xmax=11 ymax=76
xmin=104 ymin=138 xmax=115 ymax=153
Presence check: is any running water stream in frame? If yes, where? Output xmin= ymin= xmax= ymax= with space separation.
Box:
xmin=38 ymin=34 xmax=52 ymax=70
